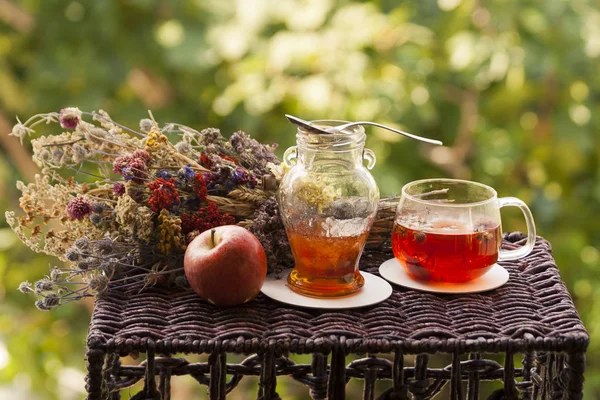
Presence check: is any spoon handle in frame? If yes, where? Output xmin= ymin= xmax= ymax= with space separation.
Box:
xmin=332 ymin=122 xmax=443 ymax=145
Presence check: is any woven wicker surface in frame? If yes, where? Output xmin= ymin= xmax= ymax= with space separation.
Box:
xmin=87 ymin=233 xmax=589 ymax=357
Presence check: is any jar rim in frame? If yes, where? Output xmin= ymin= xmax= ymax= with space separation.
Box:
xmin=296 ymin=120 xmax=366 ymax=149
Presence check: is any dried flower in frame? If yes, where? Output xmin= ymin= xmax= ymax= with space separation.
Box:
xmin=132 ymin=149 xmax=151 ymax=164
xmin=135 ymin=206 xmax=154 ymax=242
xmin=249 ymin=197 xmax=293 ymax=274
xmin=59 ymin=107 xmax=82 ymax=129
xmin=115 ymin=194 xmax=138 ymax=226
xmin=180 ymin=202 xmax=234 ymax=234
xmin=175 ymin=141 xmax=192 ymax=154
xmin=140 ymin=118 xmax=154 ymax=133
xmin=147 ymin=178 xmax=180 ymax=213
xmin=113 ymin=183 xmax=125 ymax=197
xmin=94 ymin=239 xmax=114 ymax=255
xmin=18 ymin=281 xmax=33 ymax=294
xmin=67 ymin=197 xmax=92 ymax=220
xmin=10 ymin=122 xmax=30 ymax=143
xmin=78 ymin=259 xmax=93 ymax=270
xmin=193 ymin=174 xmax=208 ymax=201
xmin=66 ymin=247 xmax=80 ymax=261
xmin=35 ymin=279 xmax=54 ymax=292
xmin=156 ymin=169 xmax=172 ymax=180
xmin=90 ymin=214 xmax=102 ymax=225
xmin=157 ymin=209 xmax=186 ymax=255
xmin=44 ymin=294 xmax=60 ymax=308
xmin=50 ymin=268 xmax=62 ymax=281
xmin=200 ymin=153 xmax=212 ymax=168
xmin=89 ymin=275 xmax=109 ymax=294
xmin=74 ymin=237 xmax=90 ymax=250
xmin=35 ymin=299 xmax=51 ymax=311
xmin=91 ymin=202 xmax=105 ymax=214
xmin=125 ymin=182 xmax=146 ymax=203
xmin=198 ymin=127 xmax=224 ymax=145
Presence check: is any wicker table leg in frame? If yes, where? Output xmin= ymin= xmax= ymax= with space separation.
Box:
xmin=310 ymin=353 xmax=328 ymax=400
xmin=85 ymin=347 xmax=106 ymax=400
xmin=564 ymin=352 xmax=585 ymax=400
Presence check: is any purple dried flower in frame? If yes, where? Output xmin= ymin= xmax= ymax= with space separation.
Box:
xmin=113 ymin=183 xmax=125 ymax=197
xmin=229 ymin=130 xmax=280 ymax=175
xmin=156 ymin=169 xmax=172 ymax=180
xmin=59 ymin=107 xmax=82 ymax=129
xmin=183 ymin=165 xmax=196 ymax=180
xmin=67 ymin=197 xmax=92 ymax=220
xmin=230 ymin=167 xmax=248 ymax=185
xmin=122 ymin=158 xmax=148 ymax=183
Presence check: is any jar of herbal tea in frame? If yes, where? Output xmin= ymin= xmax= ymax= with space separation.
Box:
xmin=278 ymin=121 xmax=379 ymax=297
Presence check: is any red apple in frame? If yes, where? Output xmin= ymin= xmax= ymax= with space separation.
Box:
xmin=184 ymin=225 xmax=267 ymax=307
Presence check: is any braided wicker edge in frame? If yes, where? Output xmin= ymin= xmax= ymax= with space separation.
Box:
xmin=88 ymin=333 xmax=589 ymax=358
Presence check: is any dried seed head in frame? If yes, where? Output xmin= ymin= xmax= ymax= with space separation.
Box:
xmin=18 ymin=281 xmax=33 ymax=294
xmin=43 ymin=294 xmax=60 ymax=308
xmin=35 ymin=299 xmax=51 ymax=311
xmin=65 ymin=247 xmax=80 ymax=261
xmin=35 ymin=279 xmax=54 ymax=292
xmin=88 ymin=275 xmax=109 ymax=294
xmin=140 ymin=119 xmax=154 ymax=133
xmin=50 ymin=268 xmax=62 ymax=282
xmin=74 ymin=237 xmax=90 ymax=250
xmin=90 ymin=213 xmax=102 ymax=225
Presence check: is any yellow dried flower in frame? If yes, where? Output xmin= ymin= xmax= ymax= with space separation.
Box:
xmin=144 ymin=128 xmax=168 ymax=152
xmin=156 ymin=209 xmax=186 ymax=255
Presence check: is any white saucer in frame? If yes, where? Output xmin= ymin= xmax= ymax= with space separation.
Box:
xmin=379 ymin=258 xmax=509 ymax=294
xmin=261 ymin=269 xmax=393 ymax=309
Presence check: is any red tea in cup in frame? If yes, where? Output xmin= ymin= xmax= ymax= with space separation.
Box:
xmin=392 ymin=178 xmax=536 ymax=284
xmin=392 ymin=218 xmax=502 ymax=283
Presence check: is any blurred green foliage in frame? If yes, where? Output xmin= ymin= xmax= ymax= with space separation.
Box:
xmin=0 ymin=0 xmax=599 ymax=398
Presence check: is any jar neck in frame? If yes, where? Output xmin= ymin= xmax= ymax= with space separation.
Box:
xmin=295 ymin=120 xmax=366 ymax=170
xmin=298 ymin=145 xmax=364 ymax=170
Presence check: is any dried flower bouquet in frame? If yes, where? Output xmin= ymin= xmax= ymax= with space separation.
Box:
xmin=7 ymin=108 xmax=293 ymax=309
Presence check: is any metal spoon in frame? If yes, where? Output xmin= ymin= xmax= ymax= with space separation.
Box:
xmin=285 ymin=114 xmax=443 ymax=145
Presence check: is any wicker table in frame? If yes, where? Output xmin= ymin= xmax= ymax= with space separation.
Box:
xmin=85 ymin=233 xmax=589 ymax=399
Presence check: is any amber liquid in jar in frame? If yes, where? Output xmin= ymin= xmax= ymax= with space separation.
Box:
xmin=286 ymin=223 xmax=367 ymax=297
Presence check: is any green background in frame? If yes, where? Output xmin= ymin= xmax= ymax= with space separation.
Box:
xmin=0 ymin=0 xmax=598 ymax=398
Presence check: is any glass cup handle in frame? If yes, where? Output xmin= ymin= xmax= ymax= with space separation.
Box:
xmin=283 ymin=146 xmax=298 ymax=168
xmin=498 ymin=197 xmax=536 ymax=261
xmin=363 ymin=148 xmax=376 ymax=170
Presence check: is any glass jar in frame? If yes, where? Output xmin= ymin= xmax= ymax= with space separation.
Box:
xmin=278 ymin=121 xmax=380 ymax=297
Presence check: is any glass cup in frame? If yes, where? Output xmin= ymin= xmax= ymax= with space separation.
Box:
xmin=392 ymin=179 xmax=536 ymax=283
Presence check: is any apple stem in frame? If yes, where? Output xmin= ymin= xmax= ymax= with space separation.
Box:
xmin=210 ymin=228 xmax=216 ymax=248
